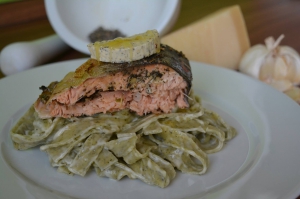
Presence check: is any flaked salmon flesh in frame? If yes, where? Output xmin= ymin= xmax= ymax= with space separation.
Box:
xmin=34 ymin=44 xmax=192 ymax=118
xmin=35 ymin=64 xmax=188 ymax=118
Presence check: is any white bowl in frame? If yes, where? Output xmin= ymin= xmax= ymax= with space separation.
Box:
xmin=44 ymin=0 xmax=181 ymax=54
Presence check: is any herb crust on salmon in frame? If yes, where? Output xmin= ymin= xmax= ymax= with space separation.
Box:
xmin=34 ymin=44 xmax=192 ymax=118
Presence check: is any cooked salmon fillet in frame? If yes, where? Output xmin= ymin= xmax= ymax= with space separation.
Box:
xmin=34 ymin=44 xmax=192 ymax=118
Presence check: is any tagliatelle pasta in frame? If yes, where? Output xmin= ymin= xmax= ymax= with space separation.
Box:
xmin=10 ymin=92 xmax=236 ymax=188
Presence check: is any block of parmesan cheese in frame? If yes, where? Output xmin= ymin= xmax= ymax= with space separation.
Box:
xmin=161 ymin=5 xmax=250 ymax=70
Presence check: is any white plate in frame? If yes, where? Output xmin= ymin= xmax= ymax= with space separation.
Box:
xmin=1 ymin=59 xmax=300 ymax=199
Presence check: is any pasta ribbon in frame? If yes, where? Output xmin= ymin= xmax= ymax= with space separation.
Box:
xmin=10 ymin=93 xmax=237 ymax=188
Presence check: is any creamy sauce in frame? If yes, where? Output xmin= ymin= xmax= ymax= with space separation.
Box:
xmin=11 ymin=93 xmax=237 ymax=188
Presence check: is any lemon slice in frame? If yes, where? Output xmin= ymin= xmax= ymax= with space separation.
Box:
xmin=87 ymin=30 xmax=160 ymax=63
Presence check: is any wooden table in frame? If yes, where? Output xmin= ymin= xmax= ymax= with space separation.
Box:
xmin=0 ymin=0 xmax=300 ymax=198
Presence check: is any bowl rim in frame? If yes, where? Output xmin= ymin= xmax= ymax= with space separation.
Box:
xmin=44 ymin=0 xmax=181 ymax=54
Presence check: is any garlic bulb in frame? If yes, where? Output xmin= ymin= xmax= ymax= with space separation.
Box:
xmin=239 ymin=35 xmax=300 ymax=92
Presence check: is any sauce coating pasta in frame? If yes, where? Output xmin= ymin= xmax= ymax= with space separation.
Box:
xmin=10 ymin=92 xmax=236 ymax=188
